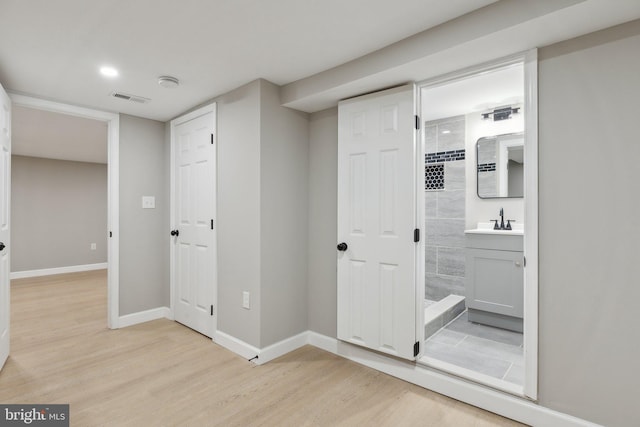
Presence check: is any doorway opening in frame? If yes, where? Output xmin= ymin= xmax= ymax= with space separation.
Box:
xmin=10 ymin=94 xmax=120 ymax=328
xmin=416 ymin=53 xmax=538 ymax=398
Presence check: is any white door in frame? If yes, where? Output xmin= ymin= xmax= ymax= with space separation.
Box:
xmin=0 ymin=84 xmax=11 ymax=370
xmin=337 ymin=84 xmax=418 ymax=360
xmin=171 ymin=105 xmax=217 ymax=338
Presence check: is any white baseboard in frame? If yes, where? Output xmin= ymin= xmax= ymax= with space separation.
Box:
xmin=306 ymin=332 xmax=601 ymax=427
xmin=211 ymin=329 xmax=599 ymax=426
xmin=118 ymin=307 xmax=171 ymax=328
xmin=213 ymin=330 xmax=260 ymax=361
xmin=213 ymin=330 xmax=309 ymax=365
xmin=308 ymin=331 xmax=338 ymax=353
xmin=10 ymin=262 xmax=108 ymax=280
xmin=256 ymin=332 xmax=308 ymax=365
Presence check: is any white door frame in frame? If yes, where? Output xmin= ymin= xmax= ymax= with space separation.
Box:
xmin=415 ymin=50 xmax=539 ymax=400
xmin=9 ymin=94 xmax=120 ymax=329
xmin=169 ymin=102 xmax=218 ymax=335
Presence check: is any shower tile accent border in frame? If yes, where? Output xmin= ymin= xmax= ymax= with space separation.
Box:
xmin=426 ymin=149 xmax=466 ymax=164
xmin=478 ymin=162 xmax=496 ymax=172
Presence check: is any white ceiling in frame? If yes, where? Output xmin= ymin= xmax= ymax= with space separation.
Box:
xmin=421 ymin=64 xmax=523 ymax=122
xmin=0 ymin=0 xmax=496 ymax=122
xmin=12 ymin=106 xmax=107 ymax=164
xmin=2 ymin=0 xmax=640 ymax=165
xmin=281 ymin=0 xmax=640 ymax=112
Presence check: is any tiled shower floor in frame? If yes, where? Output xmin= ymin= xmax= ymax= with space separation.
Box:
xmin=423 ymin=311 xmax=524 ymax=386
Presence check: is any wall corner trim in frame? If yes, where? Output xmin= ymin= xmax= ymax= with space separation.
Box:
xmin=118 ymin=307 xmax=171 ymax=329
xmin=10 ymin=263 xmax=108 ymax=280
xmin=213 ymin=330 xmax=309 ymax=365
xmin=257 ymin=332 xmax=309 ymax=365
xmin=213 ymin=330 xmax=261 ymax=361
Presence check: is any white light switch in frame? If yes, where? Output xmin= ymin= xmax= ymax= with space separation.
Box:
xmin=242 ymin=291 xmax=250 ymax=309
xmin=142 ymin=196 xmax=155 ymax=209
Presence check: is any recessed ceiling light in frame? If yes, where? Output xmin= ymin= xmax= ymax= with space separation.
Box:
xmin=100 ymin=66 xmax=118 ymax=78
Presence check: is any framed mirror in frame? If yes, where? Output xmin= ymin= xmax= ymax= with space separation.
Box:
xmin=477 ymin=132 xmax=524 ymax=198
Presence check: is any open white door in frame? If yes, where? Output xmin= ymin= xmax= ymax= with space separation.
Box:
xmin=170 ymin=104 xmax=217 ymax=338
xmin=0 ymin=84 xmax=11 ymax=370
xmin=337 ymin=84 xmax=418 ymax=360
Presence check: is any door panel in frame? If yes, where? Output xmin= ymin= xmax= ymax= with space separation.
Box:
xmin=0 ymin=83 xmax=11 ymax=370
xmin=172 ymin=108 xmax=216 ymax=338
xmin=337 ymin=84 xmax=417 ymax=360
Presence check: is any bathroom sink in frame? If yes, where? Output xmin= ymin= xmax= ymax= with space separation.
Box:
xmin=464 ymin=222 xmax=524 ymax=235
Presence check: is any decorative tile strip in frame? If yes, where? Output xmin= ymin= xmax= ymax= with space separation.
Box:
xmin=477 ymin=163 xmax=496 ymax=172
xmin=426 ymin=149 xmax=465 ymax=164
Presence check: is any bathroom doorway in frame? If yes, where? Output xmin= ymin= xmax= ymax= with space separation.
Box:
xmin=417 ymin=53 xmax=538 ymax=398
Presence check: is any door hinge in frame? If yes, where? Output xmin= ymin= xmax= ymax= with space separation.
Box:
xmin=211 ymin=133 xmax=214 ymax=144
xmin=211 ymin=219 xmax=214 ymax=230
xmin=210 ymin=305 xmax=214 ymax=316
xmin=109 ymin=231 xmax=112 ymax=238
xmin=413 ymin=341 xmax=420 ymax=357
xmin=414 ymin=228 xmax=420 ymax=243
xmin=524 ymin=256 xmax=527 ymax=267
xmin=415 ymin=115 xmax=420 ymax=130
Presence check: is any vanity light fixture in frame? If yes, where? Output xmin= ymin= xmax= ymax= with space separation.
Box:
xmin=158 ymin=76 xmax=180 ymax=88
xmin=481 ymin=106 xmax=520 ymax=121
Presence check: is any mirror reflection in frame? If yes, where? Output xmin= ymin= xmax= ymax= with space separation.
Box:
xmin=477 ymin=132 xmax=524 ymax=198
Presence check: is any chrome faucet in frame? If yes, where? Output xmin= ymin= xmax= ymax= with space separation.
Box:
xmin=499 ymin=208 xmax=505 ymax=230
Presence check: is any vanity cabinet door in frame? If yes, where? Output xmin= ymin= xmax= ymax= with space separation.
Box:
xmin=465 ymin=248 xmax=524 ymax=318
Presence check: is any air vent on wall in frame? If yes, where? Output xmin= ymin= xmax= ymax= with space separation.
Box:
xmin=110 ymin=92 xmax=151 ymax=104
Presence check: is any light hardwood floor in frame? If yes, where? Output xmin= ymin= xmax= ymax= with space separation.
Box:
xmin=1 ymin=270 xmax=525 ymax=426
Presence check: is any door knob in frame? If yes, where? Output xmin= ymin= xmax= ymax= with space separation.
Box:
xmin=337 ymin=242 xmax=348 ymax=251
xmin=170 ymin=230 xmax=179 ymax=237
xmin=0 ymin=242 xmax=4 ymax=251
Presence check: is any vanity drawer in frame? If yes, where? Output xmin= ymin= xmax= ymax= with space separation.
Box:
xmin=465 ymin=233 xmax=523 ymax=251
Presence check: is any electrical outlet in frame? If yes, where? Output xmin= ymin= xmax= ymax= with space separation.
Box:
xmin=242 ymin=291 xmax=250 ymax=309
xmin=142 ymin=196 xmax=155 ymax=209
xmin=90 ymin=243 xmax=96 ymax=250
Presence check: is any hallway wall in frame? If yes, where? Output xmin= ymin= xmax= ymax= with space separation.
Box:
xmin=11 ymin=155 xmax=107 ymax=272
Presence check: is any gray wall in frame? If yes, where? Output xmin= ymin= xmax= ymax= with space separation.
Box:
xmin=178 ymin=79 xmax=310 ymax=348
xmin=305 ymin=21 xmax=640 ymax=426
xmin=259 ymin=80 xmax=309 ymax=347
xmin=538 ymin=20 xmax=640 ymax=427
xmin=424 ymin=116 xmax=466 ymax=301
xmin=119 ymin=114 xmax=169 ymax=315
xmin=10 ymin=155 xmax=107 ymax=272
xmin=215 ymin=80 xmax=262 ymax=347
xmin=307 ymin=108 xmax=338 ymax=337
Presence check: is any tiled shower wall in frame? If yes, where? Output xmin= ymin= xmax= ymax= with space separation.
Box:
xmin=424 ymin=116 xmax=466 ymax=301
xmin=477 ymin=140 xmax=498 ymax=197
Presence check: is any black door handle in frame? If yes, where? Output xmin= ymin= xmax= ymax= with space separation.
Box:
xmin=0 ymin=242 xmax=4 ymax=251
xmin=170 ymin=230 xmax=179 ymax=237
xmin=337 ymin=242 xmax=348 ymax=252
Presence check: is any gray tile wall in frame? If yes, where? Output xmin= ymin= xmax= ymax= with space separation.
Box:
xmin=425 ymin=116 xmax=466 ymax=301
xmin=477 ymin=139 xmax=498 ymax=197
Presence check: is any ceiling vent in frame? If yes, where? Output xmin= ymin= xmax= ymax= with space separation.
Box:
xmin=110 ymin=92 xmax=151 ymax=104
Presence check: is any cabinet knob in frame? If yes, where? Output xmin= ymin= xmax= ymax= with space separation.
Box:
xmin=515 ymin=261 xmax=521 ymax=267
